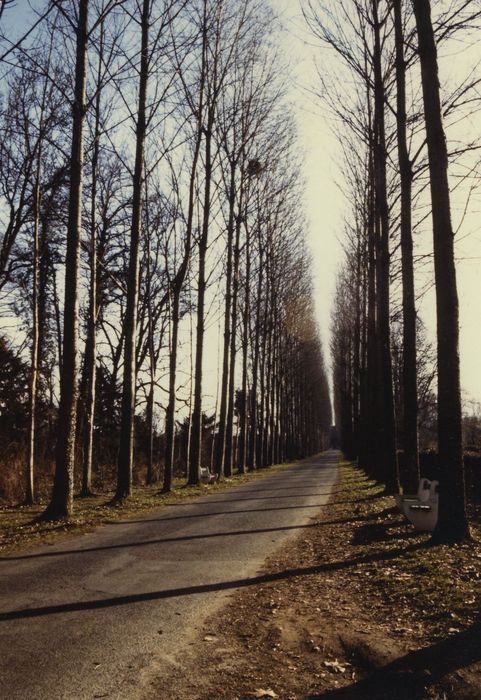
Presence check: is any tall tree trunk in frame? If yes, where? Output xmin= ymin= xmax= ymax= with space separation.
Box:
xmin=51 ymin=259 xmax=63 ymax=374
xmin=352 ymin=230 xmax=362 ymax=459
xmin=38 ymin=218 xmax=49 ymax=389
xmin=38 ymin=220 xmax=50 ymax=461
xmin=224 ymin=212 xmax=241 ymax=476
xmin=394 ymin=0 xmax=419 ymax=494
xmin=145 ymin=215 xmax=156 ymax=486
xmin=274 ymin=329 xmax=282 ymax=464
xmin=43 ymin=0 xmax=89 ymax=520
xmin=26 ymin=37 xmax=53 ymax=504
xmin=412 ymin=0 xmax=469 ymax=541
xmin=81 ymin=31 xmax=103 ymax=497
xmin=146 ymin=377 xmax=155 ymax=484
xmin=26 ymin=158 xmax=41 ymax=505
xmin=237 ymin=220 xmax=250 ymax=474
xmin=189 ymin=120 xmax=213 ymax=485
xmin=186 ymin=280 xmax=195 ymax=476
xmin=163 ymin=122 xmax=203 ymax=492
xmin=364 ymin=147 xmax=377 ymax=479
xmin=358 ymin=244 xmax=369 ymax=467
xmin=268 ymin=315 xmax=278 ymax=465
xmin=372 ymin=0 xmax=398 ymax=493
xmin=247 ymin=240 xmax=263 ymax=471
xmin=166 ymin=0 xmax=208 ymax=487
xmin=214 ymin=160 xmax=236 ymax=477
xmin=163 ymin=285 xmax=180 ymax=492
xmin=116 ymin=0 xmax=150 ymax=500
xmin=257 ymin=265 xmax=269 ymax=467
xmin=263 ymin=314 xmax=273 ymax=466
xmin=361 ymin=78 xmax=377 ymax=478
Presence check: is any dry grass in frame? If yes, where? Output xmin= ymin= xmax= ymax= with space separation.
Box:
xmin=335 ymin=460 xmax=481 ymax=640
xmin=157 ymin=456 xmax=481 ymax=700
xmin=4 ymin=454 xmax=480 ymax=699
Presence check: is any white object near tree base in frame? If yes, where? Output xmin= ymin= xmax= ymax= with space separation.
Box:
xmin=200 ymin=467 xmax=217 ymax=484
xmin=395 ymin=477 xmax=439 ymax=531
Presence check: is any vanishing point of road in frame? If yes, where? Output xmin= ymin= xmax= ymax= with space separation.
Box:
xmin=0 ymin=451 xmax=339 ymax=700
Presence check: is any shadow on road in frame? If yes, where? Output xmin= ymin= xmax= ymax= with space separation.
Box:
xmin=1 ymin=514 xmax=401 ymax=562
xmin=169 ymin=492 xmax=338 ymax=504
xmin=74 ymin=502 xmax=334 ymax=527
xmin=0 ymin=540 xmax=426 ymax=622
xmin=1 ymin=522 xmax=320 ymax=561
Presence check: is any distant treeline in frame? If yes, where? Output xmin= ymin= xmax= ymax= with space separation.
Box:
xmin=0 ymin=0 xmax=332 ymax=513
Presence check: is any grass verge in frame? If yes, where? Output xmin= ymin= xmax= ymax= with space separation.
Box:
xmin=334 ymin=459 xmax=481 ymax=640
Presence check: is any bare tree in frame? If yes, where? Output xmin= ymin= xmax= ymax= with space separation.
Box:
xmin=25 ymin=42 xmax=58 ymax=505
xmin=411 ymin=0 xmax=469 ymax=542
xmin=43 ymin=0 xmax=89 ymax=520
xmin=115 ymin=0 xmax=151 ymax=500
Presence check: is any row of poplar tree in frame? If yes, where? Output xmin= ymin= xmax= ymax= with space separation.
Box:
xmin=0 ymin=0 xmax=331 ymax=516
xmin=306 ymin=0 xmax=480 ymax=542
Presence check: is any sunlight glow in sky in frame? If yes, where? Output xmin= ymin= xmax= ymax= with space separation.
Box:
xmin=274 ymin=0 xmax=481 ymax=409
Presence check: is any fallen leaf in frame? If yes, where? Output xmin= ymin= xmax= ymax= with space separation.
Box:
xmin=323 ymin=659 xmax=351 ymax=674
xmin=253 ymin=690 xmax=277 ymax=698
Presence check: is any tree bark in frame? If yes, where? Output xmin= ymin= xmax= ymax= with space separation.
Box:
xmin=412 ymin=0 xmax=469 ymax=541
xmin=146 ymin=376 xmax=155 ymax=484
xmin=214 ymin=160 xmax=236 ymax=477
xmin=372 ymin=0 xmax=398 ymax=493
xmin=163 ymin=287 xmax=180 ymax=492
xmin=163 ymin=19 xmax=207 ymax=491
xmin=81 ymin=26 xmax=104 ymax=497
xmin=26 ymin=156 xmax=41 ymax=505
xmin=224 ymin=213 xmax=241 ymax=476
xmin=247 ymin=234 xmax=263 ymax=471
xmin=189 ymin=119 xmax=213 ymax=485
xmin=42 ymin=0 xmax=89 ymax=520
xmin=394 ymin=0 xmax=419 ymax=494
xmin=116 ymin=0 xmax=150 ymax=500
xmin=237 ymin=219 xmax=250 ymax=474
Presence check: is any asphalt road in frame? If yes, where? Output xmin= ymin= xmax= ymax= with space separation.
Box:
xmin=0 ymin=451 xmax=338 ymax=700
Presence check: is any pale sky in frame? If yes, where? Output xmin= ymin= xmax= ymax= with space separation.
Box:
xmin=2 ymin=0 xmax=480 ymax=422
xmin=274 ymin=0 xmax=481 ymax=409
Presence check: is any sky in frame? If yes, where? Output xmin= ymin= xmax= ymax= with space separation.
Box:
xmin=201 ymin=1 xmax=346 ymax=416
xmin=273 ymin=0 xmax=481 ymax=410
xmin=2 ymin=0 xmax=480 ymax=421
xmin=271 ymin=0 xmax=344 ymax=396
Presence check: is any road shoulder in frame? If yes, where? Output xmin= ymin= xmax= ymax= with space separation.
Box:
xmin=146 ymin=459 xmax=481 ymax=700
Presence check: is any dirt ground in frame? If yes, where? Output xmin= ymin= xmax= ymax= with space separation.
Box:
xmin=148 ymin=461 xmax=481 ymax=700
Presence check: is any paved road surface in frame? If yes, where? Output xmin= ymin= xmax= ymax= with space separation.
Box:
xmin=0 ymin=451 xmax=338 ymax=699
